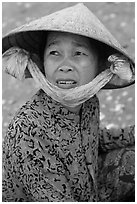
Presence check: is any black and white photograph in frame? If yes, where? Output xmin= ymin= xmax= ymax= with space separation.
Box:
xmin=2 ymin=2 xmax=135 ymax=202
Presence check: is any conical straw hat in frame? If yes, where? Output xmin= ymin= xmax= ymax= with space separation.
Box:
xmin=2 ymin=3 xmax=135 ymax=89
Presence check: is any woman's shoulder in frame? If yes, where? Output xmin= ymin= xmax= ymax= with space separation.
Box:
xmin=3 ymin=90 xmax=49 ymax=146
xmin=14 ymin=89 xmax=47 ymax=119
xmin=7 ymin=89 xmax=49 ymax=132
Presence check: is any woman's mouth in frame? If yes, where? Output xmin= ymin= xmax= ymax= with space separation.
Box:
xmin=56 ymin=80 xmax=77 ymax=89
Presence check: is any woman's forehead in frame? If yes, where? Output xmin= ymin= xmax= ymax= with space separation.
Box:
xmin=46 ymin=31 xmax=91 ymax=46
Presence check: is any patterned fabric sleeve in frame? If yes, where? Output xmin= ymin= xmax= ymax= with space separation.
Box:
xmin=98 ymin=125 xmax=135 ymax=152
xmin=2 ymin=113 xmax=75 ymax=202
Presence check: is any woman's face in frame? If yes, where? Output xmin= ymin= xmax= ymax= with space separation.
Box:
xmin=43 ymin=31 xmax=98 ymax=89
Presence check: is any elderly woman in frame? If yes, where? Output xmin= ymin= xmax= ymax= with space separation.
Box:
xmin=2 ymin=3 xmax=135 ymax=202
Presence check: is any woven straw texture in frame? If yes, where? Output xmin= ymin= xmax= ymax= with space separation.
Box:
xmin=2 ymin=3 xmax=135 ymax=89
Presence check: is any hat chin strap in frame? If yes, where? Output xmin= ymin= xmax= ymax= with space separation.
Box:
xmin=28 ymin=57 xmax=113 ymax=107
xmin=3 ymin=47 xmax=134 ymax=107
xmin=2 ymin=47 xmax=113 ymax=107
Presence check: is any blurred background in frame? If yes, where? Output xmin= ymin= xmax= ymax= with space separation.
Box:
xmin=2 ymin=2 xmax=135 ymax=136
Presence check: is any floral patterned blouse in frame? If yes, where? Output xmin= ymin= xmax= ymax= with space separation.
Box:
xmin=2 ymin=89 xmax=135 ymax=202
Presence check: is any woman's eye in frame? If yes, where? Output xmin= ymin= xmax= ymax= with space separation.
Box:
xmin=49 ymin=51 xmax=59 ymax=56
xmin=75 ymin=51 xmax=87 ymax=56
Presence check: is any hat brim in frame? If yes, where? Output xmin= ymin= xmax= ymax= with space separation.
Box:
xmin=2 ymin=3 xmax=135 ymax=89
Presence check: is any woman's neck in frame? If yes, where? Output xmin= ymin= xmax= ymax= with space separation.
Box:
xmin=64 ymin=104 xmax=82 ymax=115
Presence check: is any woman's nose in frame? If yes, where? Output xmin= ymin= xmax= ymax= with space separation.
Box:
xmin=58 ymin=65 xmax=73 ymax=73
